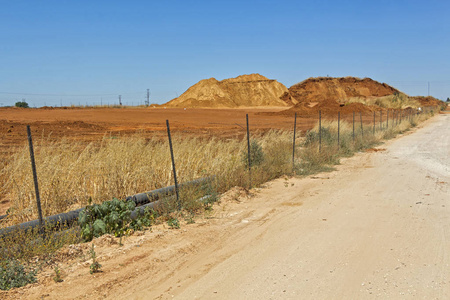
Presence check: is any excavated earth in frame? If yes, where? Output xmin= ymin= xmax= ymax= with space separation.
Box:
xmin=164 ymin=74 xmax=297 ymax=108
xmin=272 ymin=77 xmax=444 ymax=117
xmin=275 ymin=77 xmax=400 ymax=117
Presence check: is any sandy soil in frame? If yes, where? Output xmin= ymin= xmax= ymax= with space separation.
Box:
xmin=0 ymin=106 xmax=313 ymax=152
xmin=2 ymin=111 xmax=449 ymax=299
xmin=0 ymin=106 xmax=312 ymax=215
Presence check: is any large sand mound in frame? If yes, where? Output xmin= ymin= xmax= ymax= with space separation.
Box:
xmin=411 ymin=96 xmax=444 ymax=107
xmin=276 ymin=77 xmax=403 ymax=116
xmin=164 ymin=74 xmax=297 ymax=108
xmin=288 ymin=76 xmax=400 ymax=104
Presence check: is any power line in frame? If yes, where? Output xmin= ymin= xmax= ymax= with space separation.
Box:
xmin=0 ymin=91 xmax=142 ymax=96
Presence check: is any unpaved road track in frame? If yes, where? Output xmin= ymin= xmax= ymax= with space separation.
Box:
xmin=5 ymin=113 xmax=449 ymax=299
xmin=136 ymin=113 xmax=450 ymax=299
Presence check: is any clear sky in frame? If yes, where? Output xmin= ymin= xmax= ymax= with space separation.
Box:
xmin=1 ymin=0 xmax=449 ymax=107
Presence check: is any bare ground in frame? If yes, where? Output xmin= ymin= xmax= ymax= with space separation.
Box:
xmin=2 ymin=113 xmax=449 ymax=299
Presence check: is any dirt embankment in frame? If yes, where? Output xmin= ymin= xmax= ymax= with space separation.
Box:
xmin=274 ymin=77 xmax=402 ymax=117
xmin=164 ymin=74 xmax=297 ymax=108
xmin=412 ymin=96 xmax=447 ymax=108
xmin=288 ymin=76 xmax=400 ymax=104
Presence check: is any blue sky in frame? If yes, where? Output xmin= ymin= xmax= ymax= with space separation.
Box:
xmin=0 ymin=0 xmax=449 ymax=107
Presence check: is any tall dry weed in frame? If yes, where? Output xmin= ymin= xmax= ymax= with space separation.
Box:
xmin=1 ymin=130 xmax=293 ymax=225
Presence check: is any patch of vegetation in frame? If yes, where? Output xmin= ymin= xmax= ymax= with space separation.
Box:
xmin=79 ymin=198 xmax=146 ymax=241
xmin=89 ymin=243 xmax=102 ymax=274
xmin=0 ymin=226 xmax=81 ymax=262
xmin=14 ymin=101 xmax=29 ymax=108
xmin=167 ymin=217 xmax=180 ymax=229
xmin=242 ymin=140 xmax=264 ymax=168
xmin=0 ymin=259 xmax=36 ymax=290
xmin=53 ymin=265 xmax=63 ymax=283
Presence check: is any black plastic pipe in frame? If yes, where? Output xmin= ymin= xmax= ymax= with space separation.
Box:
xmin=0 ymin=176 xmax=214 ymax=238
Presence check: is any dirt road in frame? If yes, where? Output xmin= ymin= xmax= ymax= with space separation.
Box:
xmin=140 ymin=113 xmax=450 ymax=299
xmin=4 ymin=113 xmax=449 ymax=299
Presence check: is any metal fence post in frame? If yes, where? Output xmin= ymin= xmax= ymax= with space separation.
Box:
xmin=166 ymin=120 xmax=180 ymax=210
xmin=27 ymin=125 xmax=44 ymax=231
xmin=352 ymin=111 xmax=355 ymax=142
xmin=246 ymin=114 xmax=252 ymax=189
xmin=360 ymin=112 xmax=363 ymax=137
xmin=387 ymin=110 xmax=389 ymax=128
xmin=373 ymin=111 xmax=375 ymax=135
xmin=319 ymin=110 xmax=322 ymax=152
xmin=292 ymin=112 xmax=297 ymax=172
xmin=337 ymin=111 xmax=340 ymax=150
xmin=379 ymin=110 xmax=382 ymax=131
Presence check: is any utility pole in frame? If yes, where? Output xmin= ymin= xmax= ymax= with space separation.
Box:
xmin=119 ymin=95 xmax=122 ymax=106
xmin=146 ymin=89 xmax=150 ymax=106
xmin=428 ymin=82 xmax=430 ymax=96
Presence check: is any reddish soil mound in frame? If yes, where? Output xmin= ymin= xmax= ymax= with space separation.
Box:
xmin=164 ymin=74 xmax=297 ymax=108
xmin=269 ymin=77 xmax=400 ymax=117
xmin=412 ymin=96 xmax=444 ymax=107
xmin=288 ymin=76 xmax=400 ymax=104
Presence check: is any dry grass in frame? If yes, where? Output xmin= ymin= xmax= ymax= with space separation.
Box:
xmin=0 ymin=130 xmax=293 ymax=226
xmin=344 ymin=93 xmax=420 ymax=109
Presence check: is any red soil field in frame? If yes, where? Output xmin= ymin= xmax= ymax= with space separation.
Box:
xmin=0 ymin=106 xmax=406 ymax=160
xmin=0 ymin=107 xmax=312 ymax=150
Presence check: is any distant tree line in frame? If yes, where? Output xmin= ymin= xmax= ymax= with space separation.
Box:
xmin=15 ymin=101 xmax=29 ymax=108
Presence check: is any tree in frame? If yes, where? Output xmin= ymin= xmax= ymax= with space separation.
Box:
xmin=15 ymin=101 xmax=29 ymax=108
xmin=447 ymin=97 xmax=450 ymax=102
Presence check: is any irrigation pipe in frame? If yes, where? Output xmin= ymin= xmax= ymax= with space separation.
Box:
xmin=0 ymin=176 xmax=215 ymax=238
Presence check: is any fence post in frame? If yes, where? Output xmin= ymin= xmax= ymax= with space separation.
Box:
xmin=380 ymin=110 xmax=382 ymax=131
xmin=27 ymin=125 xmax=44 ymax=232
xmin=166 ymin=120 xmax=180 ymax=210
xmin=387 ymin=110 xmax=389 ymax=128
xmin=360 ymin=112 xmax=363 ymax=137
xmin=352 ymin=111 xmax=355 ymax=142
xmin=319 ymin=110 xmax=322 ymax=152
xmin=246 ymin=114 xmax=252 ymax=189
xmin=292 ymin=113 xmax=297 ymax=172
xmin=373 ymin=111 xmax=375 ymax=135
xmin=337 ymin=111 xmax=340 ymax=150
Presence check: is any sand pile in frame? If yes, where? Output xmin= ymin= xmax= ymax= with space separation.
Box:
xmin=164 ymin=74 xmax=297 ymax=108
xmin=288 ymin=76 xmax=400 ymax=104
xmin=273 ymin=77 xmax=400 ymax=116
xmin=411 ymin=96 xmax=443 ymax=107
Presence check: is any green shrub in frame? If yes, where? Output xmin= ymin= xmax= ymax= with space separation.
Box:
xmin=167 ymin=218 xmax=180 ymax=229
xmin=78 ymin=198 xmax=137 ymax=241
xmin=14 ymin=101 xmax=29 ymax=108
xmin=303 ymin=127 xmax=333 ymax=147
xmin=89 ymin=243 xmax=101 ymax=274
xmin=0 ymin=259 xmax=36 ymax=290
xmin=241 ymin=140 xmax=264 ymax=168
